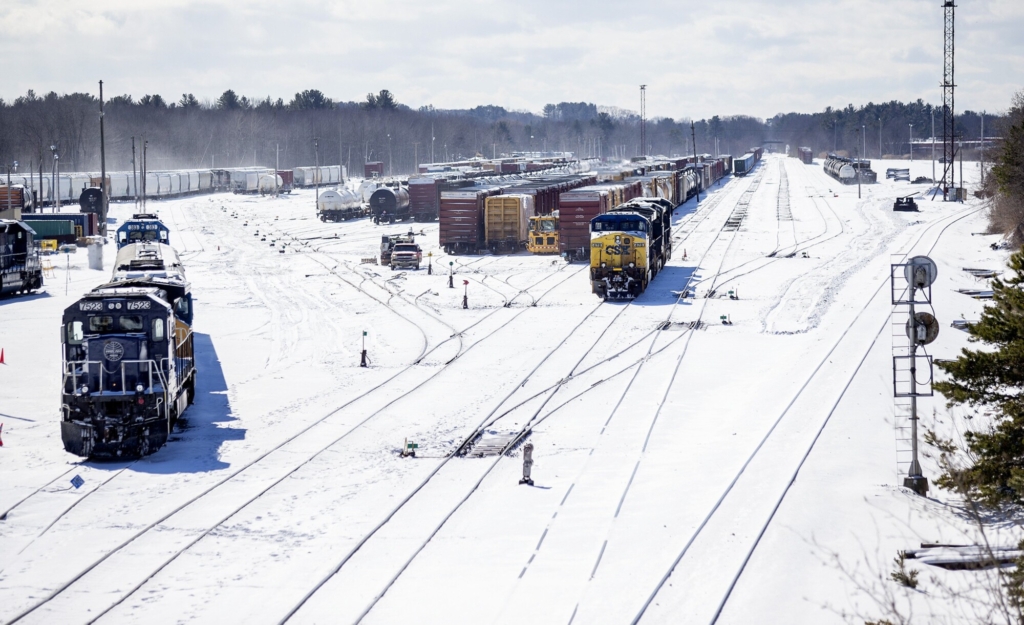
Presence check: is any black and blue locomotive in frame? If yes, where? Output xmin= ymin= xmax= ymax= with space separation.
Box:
xmin=60 ymin=241 xmax=194 ymax=458
xmin=115 ymin=213 xmax=170 ymax=249
xmin=0 ymin=219 xmax=44 ymax=296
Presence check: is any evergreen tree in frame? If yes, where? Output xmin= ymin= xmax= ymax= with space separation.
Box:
xmin=934 ymin=248 xmax=1024 ymax=505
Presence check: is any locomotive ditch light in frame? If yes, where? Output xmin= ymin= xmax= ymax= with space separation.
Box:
xmin=136 ymin=384 xmax=145 ymax=392
xmin=81 ymin=385 xmax=89 ymax=394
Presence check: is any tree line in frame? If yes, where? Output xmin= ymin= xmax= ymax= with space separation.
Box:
xmin=0 ymin=88 xmax=1007 ymax=179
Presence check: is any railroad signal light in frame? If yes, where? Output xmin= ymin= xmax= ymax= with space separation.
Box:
xmin=519 ymin=442 xmax=534 ymax=486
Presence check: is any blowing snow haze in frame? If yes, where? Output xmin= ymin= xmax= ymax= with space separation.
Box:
xmin=1 ymin=0 xmax=1022 ymax=118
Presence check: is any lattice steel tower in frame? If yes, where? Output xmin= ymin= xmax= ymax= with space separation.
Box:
xmin=941 ymin=1 xmax=956 ymax=200
xmin=640 ymin=85 xmax=647 ymax=157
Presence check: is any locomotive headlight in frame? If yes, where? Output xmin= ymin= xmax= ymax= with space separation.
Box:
xmin=600 ymin=262 xmax=607 ymax=268
xmin=629 ymin=262 xmax=635 ymax=268
xmin=80 ymin=384 xmax=89 ymax=394
xmin=136 ymin=384 xmax=145 ymax=393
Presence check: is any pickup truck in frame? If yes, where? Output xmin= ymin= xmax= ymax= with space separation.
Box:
xmin=390 ymin=243 xmax=422 ymax=270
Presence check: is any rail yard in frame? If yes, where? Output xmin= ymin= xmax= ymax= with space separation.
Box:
xmin=0 ymin=152 xmax=1007 ymax=624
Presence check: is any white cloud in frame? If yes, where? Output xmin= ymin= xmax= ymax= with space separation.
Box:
xmin=1 ymin=0 xmax=1021 ymax=118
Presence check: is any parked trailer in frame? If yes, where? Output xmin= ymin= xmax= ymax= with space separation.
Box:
xmin=484 ymin=194 xmax=535 ymax=253
xmin=23 ymin=212 xmax=98 ymax=237
xmin=439 ymin=186 xmax=502 ymax=254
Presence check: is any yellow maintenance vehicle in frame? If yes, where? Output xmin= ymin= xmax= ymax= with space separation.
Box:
xmin=526 ymin=212 xmax=559 ymax=254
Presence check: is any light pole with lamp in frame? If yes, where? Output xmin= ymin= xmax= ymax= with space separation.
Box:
xmin=50 ymin=145 xmax=59 ymax=211
xmin=909 ymin=123 xmax=914 ymax=161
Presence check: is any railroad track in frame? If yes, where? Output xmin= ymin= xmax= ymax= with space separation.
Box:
xmin=1 ymin=215 xmax=595 ymax=625
xmin=284 ymin=170 xmax=751 ymax=624
xmin=631 ymin=201 xmax=987 ymax=624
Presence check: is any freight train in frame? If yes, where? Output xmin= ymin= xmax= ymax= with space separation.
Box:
xmin=0 ymin=219 xmax=44 ymax=295
xmin=733 ymin=147 xmax=764 ymax=176
xmin=1 ymin=165 xmax=345 ymax=208
xmin=60 ymin=234 xmax=194 ymax=458
xmin=823 ymin=154 xmax=878 ymax=184
xmin=589 ymin=198 xmax=673 ymax=299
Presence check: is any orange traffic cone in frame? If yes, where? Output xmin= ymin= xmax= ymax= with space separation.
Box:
xmin=0 ymin=348 xmax=5 ymax=364
xmin=0 ymin=423 xmax=4 ymax=447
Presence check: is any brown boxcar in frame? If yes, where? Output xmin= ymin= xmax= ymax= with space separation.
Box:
xmin=364 ymin=162 xmax=385 ymax=178
xmin=439 ymin=186 xmax=502 ymax=254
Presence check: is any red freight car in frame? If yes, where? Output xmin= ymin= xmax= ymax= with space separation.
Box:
xmin=798 ymin=147 xmax=814 ymax=164
xmin=276 ymin=170 xmax=294 ymax=193
xmin=439 ymin=186 xmax=502 ymax=254
xmin=560 ymin=184 xmax=643 ymax=260
xmin=364 ymin=162 xmax=385 ymax=178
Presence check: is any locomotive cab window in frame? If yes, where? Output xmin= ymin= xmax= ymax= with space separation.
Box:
xmin=67 ymin=321 xmax=84 ymax=344
xmin=88 ymin=315 xmax=115 ymax=333
xmin=120 ymin=315 xmax=144 ymax=332
xmin=152 ymin=317 xmax=165 ymax=341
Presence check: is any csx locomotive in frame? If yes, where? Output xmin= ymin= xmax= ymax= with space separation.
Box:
xmin=60 ymin=240 xmax=195 ymax=458
xmin=590 ymin=198 xmax=673 ymax=299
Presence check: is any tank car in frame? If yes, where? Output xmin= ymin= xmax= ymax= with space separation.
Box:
xmin=115 ymin=214 xmax=170 ymax=249
xmin=60 ymin=240 xmax=194 ymax=458
xmin=317 ymin=188 xmax=364 ymax=222
xmin=0 ymin=219 xmax=44 ymax=295
xmin=369 ymin=186 xmax=411 ymax=223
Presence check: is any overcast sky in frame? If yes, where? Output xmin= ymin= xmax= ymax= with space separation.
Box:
xmin=2 ymin=0 xmax=1022 ymax=119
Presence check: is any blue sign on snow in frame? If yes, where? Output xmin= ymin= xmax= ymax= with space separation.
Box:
xmin=70 ymin=475 xmax=85 ymax=489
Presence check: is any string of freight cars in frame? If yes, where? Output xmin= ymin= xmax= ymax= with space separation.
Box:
xmin=439 ymin=154 xmax=738 ymax=258
xmin=0 ymin=155 xmax=581 ymax=213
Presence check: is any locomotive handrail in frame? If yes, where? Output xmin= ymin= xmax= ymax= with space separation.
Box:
xmin=63 ymin=358 xmax=168 ymax=396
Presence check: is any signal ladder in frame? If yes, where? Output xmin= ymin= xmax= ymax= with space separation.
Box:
xmin=889 ymin=254 xmax=935 ymax=480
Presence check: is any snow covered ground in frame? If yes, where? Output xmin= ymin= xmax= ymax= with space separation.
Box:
xmin=0 ymin=155 xmax=1009 ymax=624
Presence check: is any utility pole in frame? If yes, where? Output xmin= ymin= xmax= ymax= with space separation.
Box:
xmin=99 ymin=80 xmax=107 ymax=235
xmin=275 ymin=143 xmax=280 ymax=197
xmin=314 ymin=137 xmax=320 ymax=203
xmin=878 ymin=117 xmax=882 ymax=159
xmin=690 ymin=121 xmax=700 ymax=203
xmin=431 ymin=123 xmax=435 ymax=164
xmin=909 ymin=123 xmax=914 ymax=161
xmin=980 ymin=111 xmax=986 ymax=185
xmin=413 ymin=142 xmax=420 ymax=173
xmin=640 ymin=85 xmax=647 ymax=158
xmin=941 ymin=0 xmax=956 ymax=200
xmin=142 ymin=139 xmax=148 ymax=209
xmin=131 ymin=137 xmax=138 ymax=210
xmin=50 ymin=145 xmax=59 ymax=212
xmin=387 ymin=133 xmax=392 ymax=176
